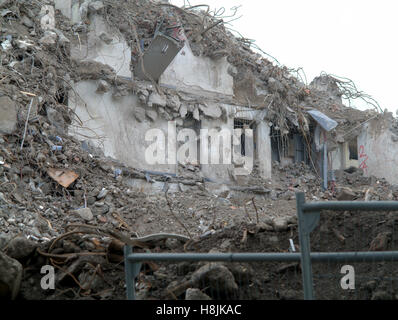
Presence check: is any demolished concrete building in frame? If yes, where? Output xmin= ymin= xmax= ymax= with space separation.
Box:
xmin=52 ymin=0 xmax=396 ymax=187
xmin=1 ymin=0 xmax=398 ymax=189
xmin=2 ymin=0 xmax=398 ymax=301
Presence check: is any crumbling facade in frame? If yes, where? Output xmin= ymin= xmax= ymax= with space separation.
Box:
xmin=2 ymin=0 xmax=398 ymax=301
xmin=52 ymin=0 xmax=398 ymax=187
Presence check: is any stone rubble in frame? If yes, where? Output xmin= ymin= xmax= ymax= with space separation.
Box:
xmin=0 ymin=0 xmax=397 ymax=301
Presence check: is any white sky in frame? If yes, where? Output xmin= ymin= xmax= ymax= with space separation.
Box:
xmin=171 ymin=0 xmax=398 ymax=113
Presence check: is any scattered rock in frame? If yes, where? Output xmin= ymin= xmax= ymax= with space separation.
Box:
xmin=256 ymin=222 xmax=273 ymax=232
xmin=146 ymin=109 xmax=158 ymax=122
xmin=179 ymin=104 xmax=188 ymax=118
xmin=185 ymin=288 xmax=212 ymax=300
xmin=369 ymin=232 xmax=392 ymax=251
xmin=198 ymin=103 xmax=222 ymax=119
xmin=219 ymin=239 xmax=233 ymax=250
xmin=165 ymin=238 xmax=179 ymax=250
xmin=272 ymin=217 xmax=288 ymax=231
xmin=276 ymin=263 xmax=300 ymax=274
xmin=39 ymin=30 xmax=57 ymax=45
xmin=0 ymin=96 xmax=17 ymax=135
xmin=4 ymin=237 xmax=37 ymax=261
xmin=96 ymin=188 xmax=108 ymax=200
xmin=227 ymin=264 xmax=254 ymax=285
xmin=89 ymin=1 xmax=105 ymax=13
xmin=191 ymin=263 xmax=238 ymax=298
xmin=0 ymin=251 xmax=23 ymax=299
xmin=166 ymin=95 xmax=181 ymax=111
xmin=148 ymin=92 xmax=166 ymax=107
xmin=336 ymin=187 xmax=356 ymax=201
xmin=74 ymin=207 xmax=93 ymax=221
xmin=53 ymin=28 xmax=70 ymax=45
xmin=21 ymin=15 xmax=34 ymax=28
xmin=193 ymin=107 xmax=200 ymax=121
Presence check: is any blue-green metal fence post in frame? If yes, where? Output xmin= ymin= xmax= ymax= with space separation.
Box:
xmin=124 ymin=245 xmax=134 ymax=300
xmin=296 ymin=192 xmax=319 ymax=300
xmin=124 ymin=245 xmax=142 ymax=300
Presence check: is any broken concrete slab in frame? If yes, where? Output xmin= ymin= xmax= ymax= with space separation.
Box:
xmin=336 ymin=187 xmax=356 ymax=201
xmin=191 ymin=262 xmax=238 ymax=297
xmin=146 ymin=109 xmax=158 ymax=122
xmin=198 ymin=102 xmax=222 ymax=119
xmin=272 ymin=217 xmax=289 ymax=231
xmin=193 ymin=106 xmax=200 ymax=121
xmin=179 ymin=104 xmax=188 ymax=118
xmin=39 ymin=5 xmax=55 ymax=30
xmin=88 ymin=1 xmax=105 ymax=13
xmin=74 ymin=207 xmax=94 ymax=221
xmin=148 ymin=92 xmax=167 ymax=108
xmin=4 ymin=237 xmax=37 ymax=261
xmin=53 ymin=28 xmax=70 ymax=45
xmin=166 ymin=94 xmax=181 ymax=111
xmin=39 ymin=30 xmax=57 ymax=45
xmin=21 ymin=15 xmax=34 ymax=28
xmin=0 ymin=96 xmax=17 ymax=135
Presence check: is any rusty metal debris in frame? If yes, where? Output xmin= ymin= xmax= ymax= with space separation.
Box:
xmin=47 ymin=168 xmax=79 ymax=188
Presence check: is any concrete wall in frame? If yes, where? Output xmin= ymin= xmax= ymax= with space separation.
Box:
xmin=329 ymin=144 xmax=343 ymax=171
xmin=71 ymin=14 xmax=131 ymax=77
xmin=357 ymin=121 xmax=398 ymax=184
xmin=327 ymin=117 xmax=398 ymax=185
xmin=64 ymin=3 xmax=273 ymax=183
xmin=69 ymin=80 xmax=177 ymax=173
xmin=159 ymin=40 xmax=234 ymax=96
xmin=68 ymin=82 xmax=272 ymax=183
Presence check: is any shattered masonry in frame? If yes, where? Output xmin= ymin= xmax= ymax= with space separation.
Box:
xmin=0 ymin=0 xmax=398 ymax=300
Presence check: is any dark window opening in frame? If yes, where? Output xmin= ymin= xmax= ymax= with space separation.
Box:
xmin=348 ymin=139 xmax=358 ymax=160
xmin=270 ymin=126 xmax=313 ymax=166
xmin=234 ymin=118 xmax=255 ymax=156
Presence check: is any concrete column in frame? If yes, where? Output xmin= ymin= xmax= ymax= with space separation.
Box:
xmin=71 ymin=0 xmax=81 ymax=24
xmin=256 ymin=121 xmax=272 ymax=179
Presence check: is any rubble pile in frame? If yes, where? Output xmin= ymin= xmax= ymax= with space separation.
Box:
xmin=0 ymin=0 xmax=396 ymax=300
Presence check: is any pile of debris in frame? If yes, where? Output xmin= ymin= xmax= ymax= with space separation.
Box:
xmin=0 ymin=0 xmax=396 ymax=300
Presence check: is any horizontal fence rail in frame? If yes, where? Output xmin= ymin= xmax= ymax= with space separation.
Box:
xmin=126 ymin=251 xmax=398 ymax=263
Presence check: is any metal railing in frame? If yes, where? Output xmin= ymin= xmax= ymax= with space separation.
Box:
xmin=124 ymin=192 xmax=398 ymax=300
